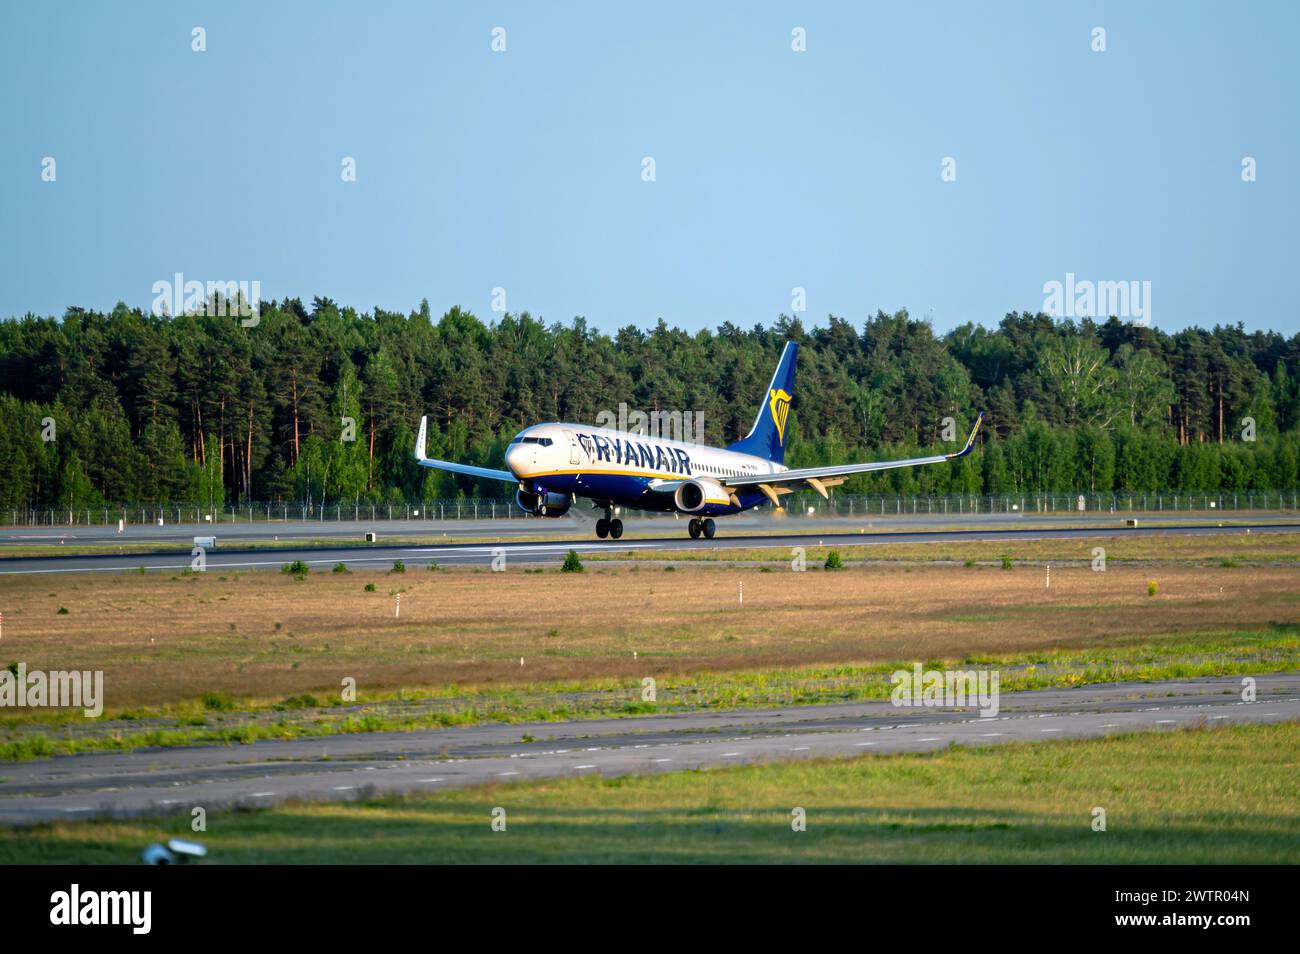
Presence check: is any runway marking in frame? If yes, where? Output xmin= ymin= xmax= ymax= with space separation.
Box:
xmin=575 ymin=764 xmax=597 ymax=770
xmin=497 ymin=771 xmax=518 ymax=777
xmin=792 ymin=746 xmax=810 ymax=751
xmin=855 ymin=742 xmax=876 ymax=747
xmin=652 ymin=758 xmax=672 ymax=763
xmin=918 ymin=737 xmax=942 ymax=742
xmin=980 ymin=732 xmax=1003 ymax=737
xmin=1040 ymin=728 xmax=1062 ymax=733
xmin=249 ymin=792 xmax=275 ymax=798
xmin=1156 ymin=720 xmax=1177 ymax=724
xmin=332 ymin=785 xmax=355 ymax=791
xmin=62 ymin=807 xmax=91 ymax=813
xmin=420 ymin=778 xmax=443 ymax=783
xmin=404 ymin=543 xmax=659 ymax=554
xmin=0 ymin=556 xmax=445 ymax=575
xmin=722 ymin=752 xmax=741 ymax=758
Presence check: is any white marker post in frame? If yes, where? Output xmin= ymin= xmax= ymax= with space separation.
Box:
xmin=739 ymin=580 xmax=744 ymax=605
xmin=395 ymin=593 xmax=401 ymax=618
xmin=1046 ymin=564 xmax=1051 ymax=589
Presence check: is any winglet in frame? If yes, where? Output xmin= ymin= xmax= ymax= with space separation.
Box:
xmin=947 ymin=412 xmax=983 ymax=460
xmin=414 ymin=415 xmax=428 ymax=462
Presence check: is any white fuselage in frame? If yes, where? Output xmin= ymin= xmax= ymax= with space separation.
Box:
xmin=504 ymin=422 xmax=786 ymax=513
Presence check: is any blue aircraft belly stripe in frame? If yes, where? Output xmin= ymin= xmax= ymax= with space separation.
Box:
xmin=522 ymin=470 xmax=765 ymax=516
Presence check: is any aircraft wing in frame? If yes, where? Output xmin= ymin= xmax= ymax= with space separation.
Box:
xmin=723 ymin=413 xmax=983 ymax=503
xmin=413 ymin=415 xmax=516 ymax=484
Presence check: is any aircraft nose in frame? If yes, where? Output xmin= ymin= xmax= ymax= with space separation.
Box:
xmin=505 ymin=444 xmax=528 ymax=477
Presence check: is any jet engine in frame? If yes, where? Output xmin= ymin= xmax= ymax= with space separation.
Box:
xmin=516 ymin=488 xmax=572 ymax=517
xmin=673 ymin=478 xmax=726 ymax=513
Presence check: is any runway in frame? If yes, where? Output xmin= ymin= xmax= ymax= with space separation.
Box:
xmin=2 ymin=508 xmax=1292 ymax=548
xmin=0 ymin=518 xmax=1297 ymax=575
xmin=0 ymin=673 xmax=1294 ymax=825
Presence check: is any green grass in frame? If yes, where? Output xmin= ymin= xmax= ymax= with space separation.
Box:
xmin=3 ymin=723 xmax=1295 ymax=864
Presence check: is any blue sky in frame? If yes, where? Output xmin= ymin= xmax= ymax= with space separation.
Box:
xmin=1 ymin=1 xmax=1296 ymax=334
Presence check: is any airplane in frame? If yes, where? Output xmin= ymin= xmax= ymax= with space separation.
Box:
xmin=414 ymin=341 xmax=982 ymax=540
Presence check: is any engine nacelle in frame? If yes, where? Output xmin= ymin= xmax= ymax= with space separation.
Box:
xmin=673 ymin=478 xmax=726 ymax=514
xmin=516 ymin=488 xmax=571 ymax=517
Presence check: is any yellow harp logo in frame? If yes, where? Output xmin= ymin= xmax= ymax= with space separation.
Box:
xmin=769 ymin=388 xmax=792 ymax=445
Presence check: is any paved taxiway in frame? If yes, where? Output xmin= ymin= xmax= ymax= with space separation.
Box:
xmin=1 ymin=674 xmax=1295 ymax=825
xmin=0 ymin=519 xmax=1297 ymax=575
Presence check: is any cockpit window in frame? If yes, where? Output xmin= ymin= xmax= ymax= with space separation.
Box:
xmin=512 ymin=436 xmax=552 ymax=446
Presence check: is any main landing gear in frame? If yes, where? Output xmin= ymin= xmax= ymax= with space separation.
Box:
xmin=688 ymin=517 xmax=715 ymax=540
xmin=595 ymin=506 xmax=623 ymax=540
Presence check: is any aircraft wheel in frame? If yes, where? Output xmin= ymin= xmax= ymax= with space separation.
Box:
xmin=702 ymin=518 xmax=716 ymax=539
xmin=688 ymin=519 xmax=701 ymax=539
xmin=609 ymin=518 xmax=624 ymax=540
xmin=596 ymin=518 xmax=609 ymax=539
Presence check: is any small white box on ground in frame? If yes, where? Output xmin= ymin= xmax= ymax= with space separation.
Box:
xmin=193 ymin=536 xmax=216 ymax=548
xmin=365 ymin=531 xmax=378 ymax=543
xmin=1125 ymin=518 xmax=1138 ymax=527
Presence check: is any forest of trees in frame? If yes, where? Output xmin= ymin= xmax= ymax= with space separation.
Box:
xmin=1 ymin=296 xmax=1298 ymax=511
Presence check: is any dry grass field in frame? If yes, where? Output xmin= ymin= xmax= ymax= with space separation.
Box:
xmin=0 ymin=553 xmax=1296 ymax=710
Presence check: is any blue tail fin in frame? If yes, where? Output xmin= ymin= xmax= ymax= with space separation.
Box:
xmin=728 ymin=341 xmax=797 ymax=464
